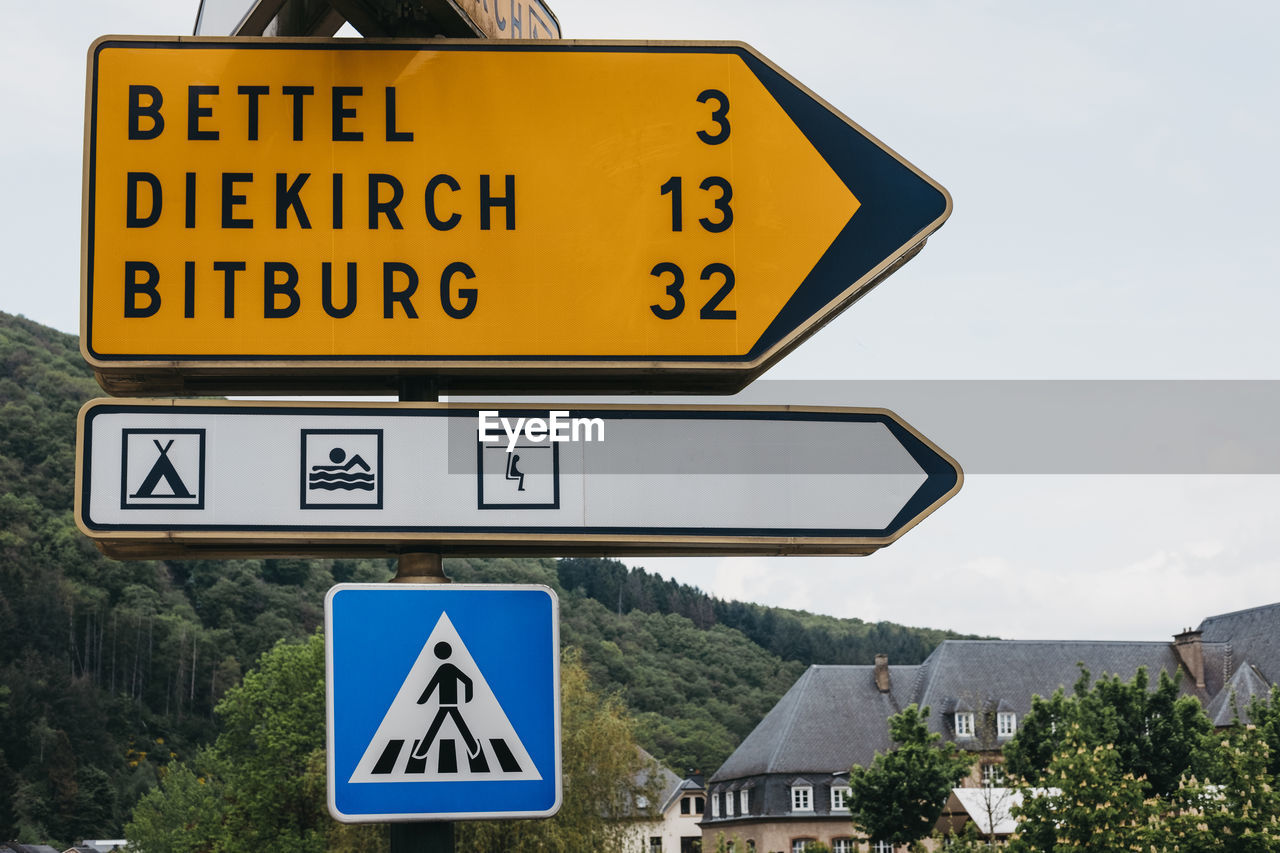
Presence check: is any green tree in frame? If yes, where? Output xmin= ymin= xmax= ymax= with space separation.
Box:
xmin=458 ymin=648 xmax=662 ymax=852
xmin=126 ymin=637 xmax=659 ymax=853
xmin=1008 ymin=726 xmax=1156 ymax=853
xmin=847 ymin=704 xmax=974 ymax=847
xmin=933 ymin=821 xmax=996 ymax=851
xmin=1165 ymin=723 xmax=1280 ymax=852
xmin=1004 ymin=666 xmax=1210 ymax=797
xmin=126 ymin=763 xmax=226 ymax=853
xmin=126 ymin=634 xmax=329 ymax=853
xmin=70 ymin=765 xmax=118 ymax=842
xmin=207 ymin=633 xmax=329 ymax=852
xmin=0 ymin=747 xmax=19 ymax=839
xmin=1248 ymin=686 xmax=1280 ymax=779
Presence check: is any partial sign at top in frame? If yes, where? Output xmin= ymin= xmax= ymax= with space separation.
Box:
xmin=454 ymin=0 xmax=560 ymax=38
xmin=82 ymin=38 xmax=949 ymax=395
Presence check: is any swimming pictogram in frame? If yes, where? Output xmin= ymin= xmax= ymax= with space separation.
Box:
xmin=300 ymin=429 xmax=383 ymax=509
xmin=309 ymin=447 xmax=375 ymax=491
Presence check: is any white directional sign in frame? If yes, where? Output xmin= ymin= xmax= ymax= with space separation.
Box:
xmin=75 ymin=400 xmax=961 ymax=557
xmin=326 ymin=583 xmax=560 ymax=821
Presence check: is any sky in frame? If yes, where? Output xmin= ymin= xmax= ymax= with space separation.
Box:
xmin=3 ymin=1 xmax=1279 ymax=644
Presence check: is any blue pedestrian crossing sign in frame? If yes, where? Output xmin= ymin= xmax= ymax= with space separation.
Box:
xmin=325 ymin=583 xmax=561 ymax=821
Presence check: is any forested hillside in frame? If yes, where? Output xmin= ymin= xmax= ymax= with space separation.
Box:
xmin=0 ymin=309 xmax=977 ymax=846
xmin=559 ymin=557 xmax=976 ymax=666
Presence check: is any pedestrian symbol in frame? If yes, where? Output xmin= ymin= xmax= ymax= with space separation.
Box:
xmin=121 ymin=429 xmax=205 ymax=510
xmin=349 ymin=612 xmax=541 ymax=783
xmin=414 ymin=641 xmax=479 ymax=761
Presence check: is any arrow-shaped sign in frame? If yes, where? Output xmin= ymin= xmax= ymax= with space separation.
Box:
xmin=82 ymin=38 xmax=950 ymax=395
xmin=75 ymin=400 xmax=961 ymax=558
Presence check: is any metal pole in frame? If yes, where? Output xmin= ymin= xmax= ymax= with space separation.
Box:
xmin=258 ymin=5 xmax=472 ymax=847
xmin=390 ymin=822 xmax=454 ymax=850
xmin=393 ymin=376 xmax=453 ymax=852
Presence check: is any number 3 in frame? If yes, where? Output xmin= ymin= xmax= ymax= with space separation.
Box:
xmin=696 ymin=89 xmax=730 ymax=145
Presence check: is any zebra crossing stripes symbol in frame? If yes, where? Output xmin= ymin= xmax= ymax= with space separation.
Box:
xmin=349 ymin=612 xmax=541 ymax=784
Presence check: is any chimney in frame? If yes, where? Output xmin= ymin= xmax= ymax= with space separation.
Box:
xmin=874 ymin=654 xmax=891 ymax=693
xmin=1172 ymin=628 xmax=1205 ymax=688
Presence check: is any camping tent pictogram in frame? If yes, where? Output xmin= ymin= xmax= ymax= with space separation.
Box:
xmin=349 ymin=612 xmax=541 ymax=783
xmin=132 ymin=439 xmax=194 ymax=498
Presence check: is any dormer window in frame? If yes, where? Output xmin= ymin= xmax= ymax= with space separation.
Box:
xmin=997 ymin=711 xmax=1017 ymax=738
xmin=790 ymin=783 xmax=813 ymax=812
xmin=831 ymin=784 xmax=851 ymax=810
xmin=739 ymin=788 xmax=750 ymax=814
xmin=955 ymin=711 xmax=975 ymax=737
xmin=725 ymin=789 xmax=735 ymax=817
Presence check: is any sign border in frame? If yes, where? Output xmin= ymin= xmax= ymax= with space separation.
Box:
xmin=75 ymin=398 xmax=963 ymax=558
xmin=81 ymin=36 xmax=951 ymax=396
xmin=325 ymin=582 xmax=562 ymax=822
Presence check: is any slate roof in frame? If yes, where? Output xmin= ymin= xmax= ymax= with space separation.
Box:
xmin=712 ymin=602 xmax=1280 ymax=788
xmin=660 ymin=777 xmax=706 ymax=815
xmin=913 ymin=638 xmax=1226 ymax=732
xmin=1205 ymin=661 xmax=1273 ymax=727
xmin=1200 ymin=602 xmax=1280 ymax=683
xmin=632 ymin=748 xmax=685 ymax=817
xmin=712 ymin=663 xmax=919 ymax=779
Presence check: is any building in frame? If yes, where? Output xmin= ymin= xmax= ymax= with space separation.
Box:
xmin=622 ymin=750 xmax=707 ymax=853
xmin=702 ymin=602 xmax=1280 ymax=853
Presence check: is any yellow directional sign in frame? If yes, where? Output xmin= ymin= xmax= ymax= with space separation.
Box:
xmin=82 ymin=38 xmax=950 ymax=394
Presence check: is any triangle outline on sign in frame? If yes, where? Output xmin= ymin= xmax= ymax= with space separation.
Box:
xmin=349 ymin=612 xmax=541 ymax=784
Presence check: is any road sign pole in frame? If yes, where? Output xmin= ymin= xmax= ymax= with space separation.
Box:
xmin=391 ymin=823 xmax=454 ymax=851
xmin=394 ymin=377 xmax=452 ymax=847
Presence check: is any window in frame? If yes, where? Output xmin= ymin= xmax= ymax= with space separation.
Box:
xmin=830 ymin=785 xmax=851 ymax=810
xmin=681 ymin=796 xmax=692 ymax=815
xmin=982 ymin=762 xmax=1004 ymax=787
xmin=832 ymin=840 xmax=855 ymax=853
xmin=746 ymin=842 xmax=755 ymax=853
xmin=711 ymin=793 xmax=720 ymax=818
xmin=872 ymin=842 xmax=894 ymax=853
xmin=790 ymin=784 xmax=813 ymax=812
xmin=649 ymin=838 xmax=663 ymax=853
xmin=791 ymin=839 xmax=816 ymax=853
xmin=725 ymin=791 xmax=735 ymax=817
xmin=739 ymin=788 xmax=750 ymax=814
xmin=997 ymin=711 xmax=1017 ymax=737
xmin=694 ymin=796 xmax=705 ymax=814
xmin=955 ymin=711 xmax=975 ymax=737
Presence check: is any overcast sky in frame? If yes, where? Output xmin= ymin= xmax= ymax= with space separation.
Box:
xmin=4 ymin=1 xmax=1279 ymax=645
